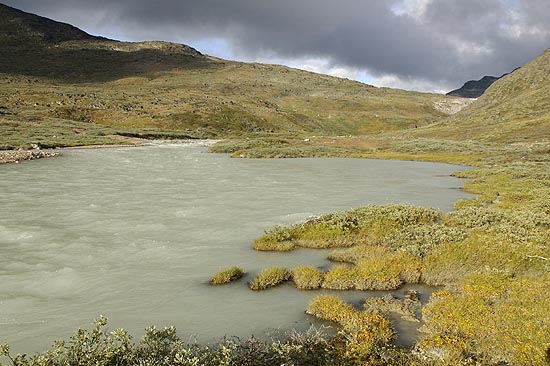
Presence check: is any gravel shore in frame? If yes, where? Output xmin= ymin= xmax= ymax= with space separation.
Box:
xmin=0 ymin=150 xmax=59 ymax=164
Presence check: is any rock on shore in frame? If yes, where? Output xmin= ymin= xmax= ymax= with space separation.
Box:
xmin=0 ymin=150 xmax=59 ymax=164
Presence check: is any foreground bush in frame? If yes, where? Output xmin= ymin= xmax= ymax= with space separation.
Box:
xmin=0 ymin=317 xmax=344 ymax=366
xmin=249 ymin=266 xmax=291 ymax=290
xmin=210 ymin=266 xmax=245 ymax=285
xmin=291 ymin=266 xmax=324 ymax=290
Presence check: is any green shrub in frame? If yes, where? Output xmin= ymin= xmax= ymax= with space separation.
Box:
xmin=253 ymin=225 xmax=296 ymax=251
xmin=291 ymin=266 xmax=324 ymax=290
xmin=210 ymin=266 xmax=245 ymax=285
xmin=249 ymin=266 xmax=291 ymax=290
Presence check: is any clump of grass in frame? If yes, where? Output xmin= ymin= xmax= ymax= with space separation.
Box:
xmin=305 ymin=294 xmax=357 ymax=323
xmin=255 ymin=205 xmax=442 ymax=252
xmin=210 ymin=266 xmax=245 ymax=285
xmin=422 ymin=226 xmax=549 ymax=286
xmin=321 ymin=264 xmax=357 ymax=290
xmin=291 ymin=266 xmax=324 ymax=290
xmin=249 ymin=266 xmax=291 ymax=291
xmin=253 ymin=225 xmax=296 ymax=251
xmin=306 ymin=295 xmax=395 ymax=358
xmin=323 ymin=245 xmax=421 ymax=290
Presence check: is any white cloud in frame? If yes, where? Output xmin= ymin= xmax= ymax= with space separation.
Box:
xmin=391 ymin=0 xmax=431 ymax=21
xmin=369 ymin=74 xmax=451 ymax=93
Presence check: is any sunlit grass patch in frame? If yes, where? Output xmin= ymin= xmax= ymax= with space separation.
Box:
xmin=210 ymin=266 xmax=245 ymax=285
xmin=254 ymin=205 xmax=443 ymax=252
xmin=291 ymin=266 xmax=324 ymax=290
xmin=249 ymin=266 xmax=291 ymax=291
xmin=327 ymin=244 xmax=388 ymax=263
xmin=422 ymin=226 xmax=549 ymax=286
xmin=420 ymin=272 xmax=550 ymax=366
xmin=323 ymin=246 xmax=422 ymax=290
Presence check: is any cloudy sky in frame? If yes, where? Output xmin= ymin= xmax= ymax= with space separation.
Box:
xmin=4 ymin=0 xmax=550 ymax=92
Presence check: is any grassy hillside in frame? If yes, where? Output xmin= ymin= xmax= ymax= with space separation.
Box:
xmin=414 ymin=49 xmax=550 ymax=142
xmin=0 ymin=3 xmax=465 ymax=150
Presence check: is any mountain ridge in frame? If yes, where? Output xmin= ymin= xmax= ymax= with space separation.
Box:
xmin=446 ymin=75 xmax=501 ymax=98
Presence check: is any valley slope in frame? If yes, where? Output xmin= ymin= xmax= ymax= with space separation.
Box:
xmin=0 ymin=3 xmax=462 ymax=150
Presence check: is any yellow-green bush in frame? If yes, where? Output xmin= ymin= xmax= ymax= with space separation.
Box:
xmin=420 ymin=272 xmax=550 ymax=366
xmin=249 ymin=266 xmax=291 ymax=291
xmin=327 ymin=244 xmax=388 ymax=263
xmin=291 ymin=266 xmax=324 ymax=290
xmin=306 ymin=295 xmax=395 ymax=359
xmin=210 ymin=266 xmax=245 ymax=285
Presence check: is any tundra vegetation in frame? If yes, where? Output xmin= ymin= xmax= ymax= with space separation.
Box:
xmin=210 ymin=266 xmax=245 ymax=285
xmin=291 ymin=265 xmax=324 ymax=290
xmin=245 ymin=140 xmax=550 ymax=366
xmin=248 ymin=266 xmax=292 ymax=290
xmin=1 ymin=5 xmax=550 ymax=366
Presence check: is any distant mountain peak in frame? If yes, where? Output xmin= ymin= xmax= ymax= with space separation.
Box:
xmin=446 ymin=75 xmax=501 ymax=98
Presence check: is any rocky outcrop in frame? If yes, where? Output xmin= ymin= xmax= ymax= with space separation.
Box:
xmin=0 ymin=150 xmax=58 ymax=164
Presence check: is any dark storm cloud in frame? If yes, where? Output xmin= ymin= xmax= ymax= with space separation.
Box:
xmin=4 ymin=0 xmax=550 ymax=90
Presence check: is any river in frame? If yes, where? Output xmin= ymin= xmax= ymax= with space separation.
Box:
xmin=0 ymin=142 xmax=472 ymax=353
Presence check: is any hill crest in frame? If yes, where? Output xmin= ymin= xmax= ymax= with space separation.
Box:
xmin=0 ymin=3 xmax=102 ymax=44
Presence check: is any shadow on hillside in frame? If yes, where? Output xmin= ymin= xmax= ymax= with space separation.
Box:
xmin=0 ymin=45 xmax=217 ymax=83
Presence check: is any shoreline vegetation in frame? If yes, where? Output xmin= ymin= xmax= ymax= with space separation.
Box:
xmin=208 ymin=136 xmax=549 ymax=366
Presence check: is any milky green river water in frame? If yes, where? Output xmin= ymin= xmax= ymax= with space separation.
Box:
xmin=0 ymin=142 xmax=472 ymax=354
